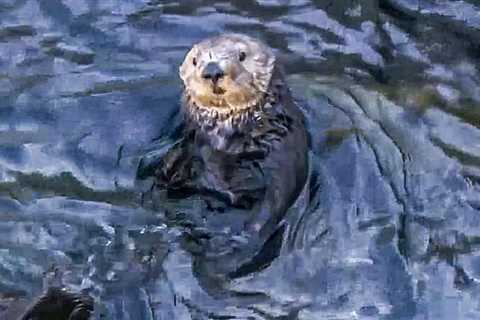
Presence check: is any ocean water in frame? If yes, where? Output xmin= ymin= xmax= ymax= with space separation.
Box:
xmin=1 ymin=1 xmax=480 ymax=319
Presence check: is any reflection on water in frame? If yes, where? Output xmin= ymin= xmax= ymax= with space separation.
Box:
xmin=1 ymin=0 xmax=480 ymax=319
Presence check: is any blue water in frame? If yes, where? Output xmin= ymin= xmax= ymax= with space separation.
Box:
xmin=1 ymin=1 xmax=480 ymax=319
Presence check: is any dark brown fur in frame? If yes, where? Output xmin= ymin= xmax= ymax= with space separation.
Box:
xmin=19 ymin=288 xmax=93 ymax=320
xmin=155 ymin=34 xmax=308 ymax=235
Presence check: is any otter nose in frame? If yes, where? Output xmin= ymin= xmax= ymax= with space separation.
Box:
xmin=202 ymin=62 xmax=224 ymax=82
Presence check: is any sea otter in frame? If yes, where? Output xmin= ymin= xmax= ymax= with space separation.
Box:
xmin=14 ymin=267 xmax=93 ymax=320
xmin=153 ymin=33 xmax=309 ymax=238
xmin=18 ymin=288 xmax=93 ymax=320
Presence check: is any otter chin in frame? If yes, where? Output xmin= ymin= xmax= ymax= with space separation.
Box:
xmin=153 ymin=33 xmax=308 ymax=239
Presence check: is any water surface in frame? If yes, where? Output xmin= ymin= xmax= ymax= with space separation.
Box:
xmin=1 ymin=1 xmax=480 ymax=319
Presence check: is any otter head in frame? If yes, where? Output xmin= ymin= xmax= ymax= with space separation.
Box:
xmin=179 ymin=34 xmax=276 ymax=113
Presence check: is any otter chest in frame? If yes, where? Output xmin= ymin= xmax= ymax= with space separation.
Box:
xmin=195 ymin=143 xmax=267 ymax=208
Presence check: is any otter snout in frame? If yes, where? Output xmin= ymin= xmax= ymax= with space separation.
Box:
xmin=202 ymin=62 xmax=224 ymax=83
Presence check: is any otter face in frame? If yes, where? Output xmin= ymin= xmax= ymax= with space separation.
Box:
xmin=179 ymin=34 xmax=275 ymax=111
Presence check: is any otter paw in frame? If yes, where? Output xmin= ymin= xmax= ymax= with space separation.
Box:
xmin=154 ymin=164 xmax=190 ymax=189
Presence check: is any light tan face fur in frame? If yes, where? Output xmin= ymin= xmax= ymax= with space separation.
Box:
xmin=179 ymin=34 xmax=275 ymax=113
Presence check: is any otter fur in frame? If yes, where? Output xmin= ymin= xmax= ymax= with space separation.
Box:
xmin=154 ymin=33 xmax=308 ymax=237
xmin=19 ymin=288 xmax=93 ymax=320
xmin=17 ymin=267 xmax=93 ymax=320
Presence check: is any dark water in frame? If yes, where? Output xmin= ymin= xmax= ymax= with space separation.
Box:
xmin=1 ymin=0 xmax=480 ymax=319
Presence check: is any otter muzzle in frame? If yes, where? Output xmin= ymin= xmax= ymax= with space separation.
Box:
xmin=202 ymin=62 xmax=224 ymax=83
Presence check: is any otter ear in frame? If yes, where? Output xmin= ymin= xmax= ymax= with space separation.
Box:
xmin=179 ymin=46 xmax=197 ymax=83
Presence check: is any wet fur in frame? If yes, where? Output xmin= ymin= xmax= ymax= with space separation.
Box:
xmin=19 ymin=288 xmax=93 ymax=320
xmin=156 ymin=34 xmax=308 ymax=235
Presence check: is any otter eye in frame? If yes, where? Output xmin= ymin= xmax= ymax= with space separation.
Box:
xmin=239 ymin=51 xmax=246 ymax=62
xmin=192 ymin=57 xmax=197 ymax=66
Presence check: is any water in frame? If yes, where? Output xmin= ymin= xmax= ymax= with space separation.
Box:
xmin=1 ymin=0 xmax=480 ymax=319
